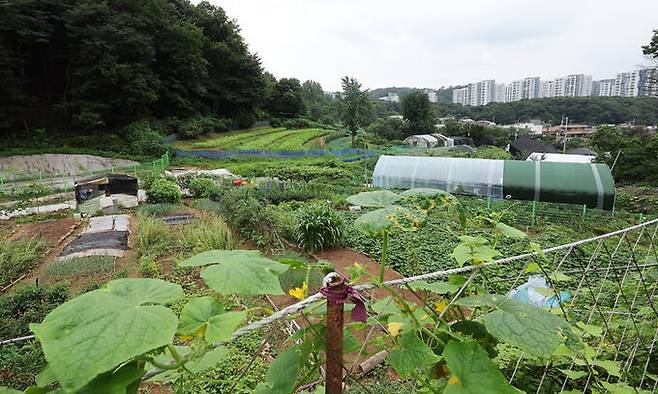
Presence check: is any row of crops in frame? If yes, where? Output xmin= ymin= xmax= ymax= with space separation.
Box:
xmin=187 ymin=126 xmax=334 ymax=150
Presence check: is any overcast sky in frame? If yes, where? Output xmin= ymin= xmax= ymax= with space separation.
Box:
xmin=207 ymin=0 xmax=658 ymax=91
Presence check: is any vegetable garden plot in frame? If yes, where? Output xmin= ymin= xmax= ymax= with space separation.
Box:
xmin=56 ymin=214 xmax=130 ymax=261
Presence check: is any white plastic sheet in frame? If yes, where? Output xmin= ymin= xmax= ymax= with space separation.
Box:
xmin=372 ymin=155 xmax=504 ymax=199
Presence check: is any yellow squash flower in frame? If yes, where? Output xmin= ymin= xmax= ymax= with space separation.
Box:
xmin=288 ymin=281 xmax=308 ymax=300
xmin=387 ymin=322 xmax=404 ymax=337
xmin=448 ymin=375 xmax=460 ymax=385
xmin=435 ymin=300 xmax=449 ymax=313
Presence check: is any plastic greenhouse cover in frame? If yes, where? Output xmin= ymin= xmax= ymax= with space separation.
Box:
xmin=372 ymin=155 xmax=504 ymax=199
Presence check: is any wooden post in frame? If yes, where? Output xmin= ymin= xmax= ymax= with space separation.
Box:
xmin=325 ymin=275 xmax=345 ymax=394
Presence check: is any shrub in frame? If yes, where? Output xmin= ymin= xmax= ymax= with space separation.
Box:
xmin=139 ymin=255 xmax=161 ymax=277
xmin=0 ymin=342 xmax=47 ymax=390
xmin=281 ymin=117 xmax=336 ymax=130
xmin=293 ymin=202 xmax=344 ymax=251
xmin=0 ymin=238 xmax=49 ymax=287
xmin=179 ymin=215 xmax=234 ymax=254
xmin=123 ymin=119 xmax=168 ymax=158
xmin=179 ymin=115 xmax=231 ymax=139
xmin=188 ymin=177 xmax=219 ymax=199
xmin=44 ymin=256 xmax=115 ymax=278
xmin=135 ymin=214 xmax=173 ymax=258
xmin=147 ymin=178 xmax=182 ymax=204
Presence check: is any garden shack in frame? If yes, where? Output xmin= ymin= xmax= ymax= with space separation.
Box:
xmin=372 ymin=155 xmax=615 ymax=210
xmin=75 ymin=173 xmax=139 ymax=214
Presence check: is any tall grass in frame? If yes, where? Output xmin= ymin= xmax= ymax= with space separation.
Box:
xmin=44 ymin=256 xmax=115 ymax=278
xmin=179 ymin=214 xmax=234 ymax=254
xmin=0 ymin=237 xmax=49 ymax=287
xmin=135 ymin=214 xmax=173 ymax=258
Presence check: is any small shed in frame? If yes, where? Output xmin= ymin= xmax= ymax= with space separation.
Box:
xmin=75 ymin=173 xmax=138 ymax=203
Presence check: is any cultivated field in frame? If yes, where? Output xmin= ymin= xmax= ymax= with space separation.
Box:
xmin=176 ymin=126 xmax=334 ymax=151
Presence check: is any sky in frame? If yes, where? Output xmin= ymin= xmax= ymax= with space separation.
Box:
xmin=205 ymin=0 xmax=658 ymax=91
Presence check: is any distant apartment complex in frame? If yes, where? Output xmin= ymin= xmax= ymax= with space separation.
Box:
xmin=379 ymin=92 xmax=400 ymax=103
xmin=451 ymin=80 xmax=496 ymax=106
xmin=452 ymin=68 xmax=657 ymax=106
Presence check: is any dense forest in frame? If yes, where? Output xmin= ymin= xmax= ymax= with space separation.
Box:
xmin=0 ymin=0 xmax=266 ymax=134
xmin=435 ymin=96 xmax=658 ymax=125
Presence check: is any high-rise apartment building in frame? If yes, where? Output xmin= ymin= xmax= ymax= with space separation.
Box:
xmin=596 ymin=79 xmax=616 ymax=96
xmin=494 ymin=83 xmax=506 ymax=103
xmin=541 ymin=74 xmax=591 ymax=98
xmin=426 ymin=90 xmax=438 ymax=103
xmin=452 ymin=80 xmax=495 ymax=106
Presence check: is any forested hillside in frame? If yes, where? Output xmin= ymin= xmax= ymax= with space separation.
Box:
xmin=0 ymin=0 xmax=266 ymax=134
xmin=435 ymin=96 xmax=658 ymax=125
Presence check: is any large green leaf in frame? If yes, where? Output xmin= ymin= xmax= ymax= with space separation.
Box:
xmin=495 ymin=222 xmax=527 ymax=239
xmin=77 ymin=361 xmax=144 ymax=394
xmin=186 ymin=346 xmax=230 ymax=374
xmin=180 ymin=250 xmax=288 ymax=295
xmin=346 ymin=190 xmax=399 ymax=207
xmin=254 ymin=346 xmax=302 ymax=394
xmin=459 ymin=294 xmax=577 ymax=358
xmin=450 ymin=236 xmax=502 ymax=266
xmin=178 ymin=296 xmax=246 ymax=343
xmin=354 ymin=206 xmax=412 ymax=235
xmin=443 ymin=341 xmax=519 ymax=394
xmin=30 ymin=279 xmax=183 ymax=392
xmin=387 ymin=331 xmax=440 ymax=377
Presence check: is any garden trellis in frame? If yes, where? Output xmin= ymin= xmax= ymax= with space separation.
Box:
xmin=149 ymin=218 xmax=658 ymax=393
xmin=3 ymin=218 xmax=657 ymax=392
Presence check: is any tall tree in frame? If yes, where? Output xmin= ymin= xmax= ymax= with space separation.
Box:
xmin=401 ymin=90 xmax=436 ymax=135
xmin=339 ymin=76 xmax=373 ymax=147
xmin=267 ymin=78 xmax=306 ymax=119
xmin=301 ymin=80 xmax=333 ymax=121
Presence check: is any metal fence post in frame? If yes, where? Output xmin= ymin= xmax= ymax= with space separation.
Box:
xmin=581 ymin=204 xmax=587 ymax=219
xmin=486 ymin=196 xmax=491 ymax=209
xmin=531 ymin=200 xmax=537 ymax=226
xmin=325 ymin=275 xmax=345 ymax=394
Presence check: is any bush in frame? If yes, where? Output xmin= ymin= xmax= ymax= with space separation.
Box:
xmin=44 ymin=256 xmax=115 ymax=278
xmin=293 ymin=202 xmax=344 ymax=251
xmin=0 ymin=342 xmax=47 ymax=390
xmin=0 ymin=238 xmax=49 ymax=288
xmin=281 ymin=117 xmax=336 ymax=130
xmin=139 ymin=255 xmax=161 ymax=277
xmin=123 ymin=119 xmax=168 ymax=158
xmin=147 ymin=178 xmax=182 ymax=204
xmin=135 ymin=214 xmax=173 ymax=258
xmin=179 ymin=115 xmax=231 ymax=139
xmin=188 ymin=177 xmax=219 ymax=199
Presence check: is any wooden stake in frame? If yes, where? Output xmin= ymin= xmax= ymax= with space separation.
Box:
xmin=325 ymin=275 xmax=345 ymax=394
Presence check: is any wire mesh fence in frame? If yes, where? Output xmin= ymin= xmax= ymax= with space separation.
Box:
xmin=213 ymin=218 xmax=658 ymax=393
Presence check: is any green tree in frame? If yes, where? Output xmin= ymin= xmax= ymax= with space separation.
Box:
xmin=267 ymin=78 xmax=306 ymax=119
xmin=642 ymin=29 xmax=658 ymax=58
xmin=301 ymin=80 xmax=333 ymax=122
xmin=339 ymin=76 xmax=374 ymax=147
xmin=401 ymin=90 xmax=436 ymax=135
xmin=367 ymin=117 xmax=405 ymax=140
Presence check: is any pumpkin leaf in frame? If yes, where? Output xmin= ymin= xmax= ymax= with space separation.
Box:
xmin=443 ymin=340 xmax=519 ymax=394
xmin=346 ymin=190 xmax=399 ymax=208
xmin=30 ymin=279 xmax=182 ymax=392
xmin=387 ymin=331 xmax=440 ymax=377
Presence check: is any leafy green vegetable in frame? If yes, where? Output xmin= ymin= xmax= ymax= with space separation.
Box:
xmin=458 ymin=294 xmax=579 ymax=358
xmin=30 ymin=279 xmax=183 ymax=392
xmin=178 ymin=296 xmax=246 ymax=343
xmin=346 ymin=190 xmax=400 ymax=207
xmin=443 ymin=340 xmax=519 ymax=394
xmin=387 ymin=331 xmax=440 ymax=377
xmin=180 ymin=250 xmax=288 ymax=295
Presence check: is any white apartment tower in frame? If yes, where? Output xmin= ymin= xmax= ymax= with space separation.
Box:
xmin=598 ymin=79 xmax=616 ymax=96
xmin=453 ymin=80 xmax=495 ymax=106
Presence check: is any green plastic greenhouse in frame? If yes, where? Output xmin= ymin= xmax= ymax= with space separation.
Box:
xmin=372 ymin=156 xmax=615 ymax=210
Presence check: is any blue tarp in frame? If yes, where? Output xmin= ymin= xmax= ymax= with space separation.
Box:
xmin=174 ymin=149 xmax=380 ymax=160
